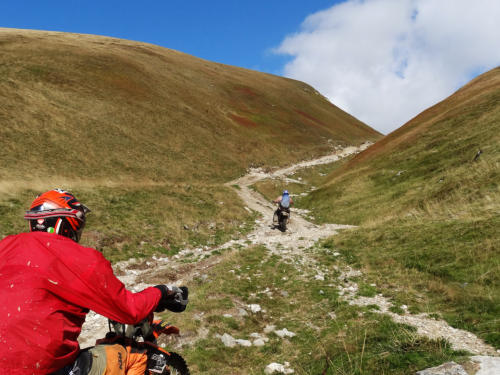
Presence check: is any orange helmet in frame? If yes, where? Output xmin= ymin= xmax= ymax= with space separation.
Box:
xmin=24 ymin=189 xmax=90 ymax=242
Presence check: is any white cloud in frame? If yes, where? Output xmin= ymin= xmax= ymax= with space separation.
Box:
xmin=275 ymin=0 xmax=500 ymax=134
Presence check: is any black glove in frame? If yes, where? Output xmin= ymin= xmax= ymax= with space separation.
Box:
xmin=154 ymin=285 xmax=188 ymax=313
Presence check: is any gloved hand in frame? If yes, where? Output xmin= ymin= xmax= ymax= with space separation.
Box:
xmin=154 ymin=285 xmax=188 ymax=313
xmin=151 ymin=319 xmax=180 ymax=338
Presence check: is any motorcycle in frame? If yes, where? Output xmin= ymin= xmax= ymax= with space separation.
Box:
xmin=92 ymin=314 xmax=190 ymax=375
xmin=273 ymin=203 xmax=290 ymax=232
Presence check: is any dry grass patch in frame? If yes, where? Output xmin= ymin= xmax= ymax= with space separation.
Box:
xmin=0 ymin=28 xmax=380 ymax=186
xmin=0 ymin=183 xmax=254 ymax=262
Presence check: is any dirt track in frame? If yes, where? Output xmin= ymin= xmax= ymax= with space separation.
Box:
xmin=78 ymin=144 xmax=367 ymax=347
xmin=78 ymin=143 xmax=498 ymax=371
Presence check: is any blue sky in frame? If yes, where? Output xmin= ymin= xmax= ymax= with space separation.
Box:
xmin=0 ymin=0 xmax=339 ymax=75
xmin=1 ymin=0 xmax=499 ymax=133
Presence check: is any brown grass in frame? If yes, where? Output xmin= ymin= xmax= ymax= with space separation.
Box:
xmin=0 ymin=28 xmax=381 ymax=190
xmin=0 ymin=27 xmax=380 ymax=261
xmin=229 ymin=114 xmax=258 ymax=128
xmin=295 ymin=109 xmax=328 ymax=127
xmin=336 ymin=67 xmax=500 ymax=174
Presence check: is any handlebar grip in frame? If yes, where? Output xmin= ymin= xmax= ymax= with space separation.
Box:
xmin=179 ymin=286 xmax=188 ymax=300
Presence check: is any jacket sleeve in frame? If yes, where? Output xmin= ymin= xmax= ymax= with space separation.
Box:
xmin=46 ymin=247 xmax=162 ymax=324
xmin=80 ymin=255 xmax=162 ymax=324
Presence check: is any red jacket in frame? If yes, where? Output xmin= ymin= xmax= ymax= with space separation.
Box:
xmin=0 ymin=232 xmax=162 ymax=374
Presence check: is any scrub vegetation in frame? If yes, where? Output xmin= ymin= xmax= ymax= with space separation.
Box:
xmin=297 ymin=68 xmax=500 ymax=348
xmin=0 ymin=29 xmax=379 ymax=184
xmin=1 ymin=28 xmax=498 ymax=373
xmin=162 ymin=245 xmax=468 ymax=375
xmin=0 ymin=28 xmax=379 ymax=257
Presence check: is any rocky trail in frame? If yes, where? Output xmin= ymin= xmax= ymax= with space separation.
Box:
xmin=79 ymin=144 xmax=499 ymax=374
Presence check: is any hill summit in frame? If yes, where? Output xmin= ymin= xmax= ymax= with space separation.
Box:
xmin=0 ymin=28 xmax=380 ymax=185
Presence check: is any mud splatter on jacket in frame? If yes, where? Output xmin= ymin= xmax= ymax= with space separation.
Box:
xmin=0 ymin=232 xmax=162 ymax=374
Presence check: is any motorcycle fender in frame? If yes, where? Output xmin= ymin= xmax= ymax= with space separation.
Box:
xmin=162 ymin=326 xmax=180 ymax=335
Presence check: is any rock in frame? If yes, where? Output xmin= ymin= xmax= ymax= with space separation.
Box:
xmin=193 ymin=313 xmax=204 ymax=321
xmin=183 ymin=224 xmax=189 ymax=230
xmin=314 ymin=274 xmax=324 ymax=281
xmin=220 ymin=333 xmax=236 ymax=348
xmin=470 ymin=355 xmax=500 ymax=375
xmin=416 ymin=362 xmax=467 ymax=375
xmin=280 ymin=290 xmax=289 ymax=297
xmin=250 ymin=333 xmax=269 ymax=342
xmin=238 ymin=308 xmax=248 ymax=317
xmin=265 ymin=362 xmax=295 ymax=374
xmin=248 ymin=304 xmax=262 ymax=313
xmin=235 ymin=339 xmax=252 ymax=347
xmin=253 ymin=338 xmax=266 ymax=346
xmin=274 ymin=328 xmax=296 ymax=338
xmin=264 ymin=324 xmax=276 ymax=334
xmin=473 ymin=149 xmax=482 ymax=161
xmin=265 ymin=363 xmax=282 ymax=374
xmin=223 ymin=314 xmax=233 ymax=318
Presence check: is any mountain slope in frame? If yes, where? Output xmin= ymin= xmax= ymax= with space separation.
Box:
xmin=0 ymin=28 xmax=379 ymax=259
xmin=306 ymin=67 xmax=500 ymax=225
xmin=299 ymin=67 xmax=500 ymax=347
xmin=0 ymin=28 xmax=380 ymax=185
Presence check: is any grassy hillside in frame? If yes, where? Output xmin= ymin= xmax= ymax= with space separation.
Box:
xmin=167 ymin=245 xmax=467 ymax=374
xmin=305 ymin=67 xmax=499 ymax=225
xmin=0 ymin=28 xmax=379 ymax=256
xmin=297 ymin=68 xmax=500 ymax=347
xmin=0 ymin=28 xmax=379 ymax=185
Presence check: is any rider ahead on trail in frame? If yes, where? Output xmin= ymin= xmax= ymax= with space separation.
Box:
xmin=0 ymin=189 xmax=188 ymax=374
xmin=273 ymin=190 xmax=293 ymax=209
xmin=272 ymin=190 xmax=293 ymax=227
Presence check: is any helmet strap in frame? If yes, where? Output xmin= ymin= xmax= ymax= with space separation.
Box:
xmin=55 ymin=218 xmax=63 ymax=234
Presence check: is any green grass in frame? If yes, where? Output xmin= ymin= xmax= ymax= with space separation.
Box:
xmin=0 ymin=28 xmax=379 ymax=266
xmin=0 ymin=29 xmax=379 ymax=187
xmin=357 ymin=282 xmax=378 ymax=298
xmin=252 ymin=155 xmax=355 ymax=210
xmin=328 ymin=216 xmax=500 ymax=348
xmin=0 ymin=184 xmax=253 ymax=262
xmin=302 ymin=73 xmax=499 ymax=226
xmin=159 ymin=245 xmax=467 ymax=374
xmin=292 ymin=69 xmax=500 ymax=350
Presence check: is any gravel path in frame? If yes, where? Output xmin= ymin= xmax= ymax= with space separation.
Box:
xmin=78 ymin=143 xmax=498 ymax=373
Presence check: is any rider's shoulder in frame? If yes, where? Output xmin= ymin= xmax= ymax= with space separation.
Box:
xmin=18 ymin=231 xmax=105 ymax=259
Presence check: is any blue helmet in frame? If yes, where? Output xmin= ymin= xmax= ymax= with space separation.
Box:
xmin=283 ymin=190 xmax=289 ymax=195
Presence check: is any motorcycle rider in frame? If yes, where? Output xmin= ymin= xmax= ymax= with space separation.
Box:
xmin=0 ymin=189 xmax=188 ymax=374
xmin=272 ymin=190 xmax=293 ymax=226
